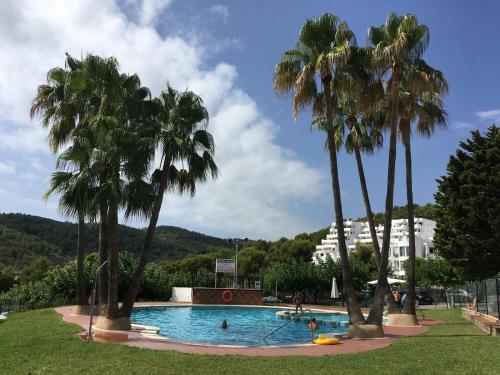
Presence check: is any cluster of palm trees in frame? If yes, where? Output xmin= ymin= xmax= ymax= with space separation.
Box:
xmin=31 ymin=54 xmax=218 ymax=326
xmin=274 ymin=13 xmax=447 ymax=335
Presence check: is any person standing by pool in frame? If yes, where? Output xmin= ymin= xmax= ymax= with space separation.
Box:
xmin=221 ymin=320 xmax=228 ymax=329
xmin=293 ymin=293 xmax=303 ymax=314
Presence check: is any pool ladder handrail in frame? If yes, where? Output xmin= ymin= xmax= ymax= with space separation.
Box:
xmin=262 ymin=308 xmax=314 ymax=344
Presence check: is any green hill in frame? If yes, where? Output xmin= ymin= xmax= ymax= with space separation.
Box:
xmin=356 ymin=203 xmax=437 ymax=225
xmin=0 ymin=225 xmax=65 ymax=268
xmin=0 ymin=213 xmax=230 ymax=269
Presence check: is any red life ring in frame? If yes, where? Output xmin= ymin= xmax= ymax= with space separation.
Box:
xmin=222 ymin=290 xmax=233 ymax=303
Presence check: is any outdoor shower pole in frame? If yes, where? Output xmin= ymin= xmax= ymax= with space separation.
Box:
xmin=87 ymin=260 xmax=108 ymax=340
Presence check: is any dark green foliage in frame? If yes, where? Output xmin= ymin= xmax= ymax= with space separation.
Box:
xmin=1 ymin=252 xmax=190 ymax=305
xmin=0 ymin=213 xmax=231 ymax=269
xmin=0 ymin=224 xmax=64 ymax=268
xmin=402 ymin=258 xmax=463 ymax=288
xmin=20 ymin=256 xmax=53 ymax=283
xmin=0 ymin=265 xmax=15 ymax=292
xmin=264 ymin=253 xmax=376 ymax=296
xmin=161 ymin=248 xmax=233 ymax=274
xmin=305 ymin=227 xmax=331 ymax=246
xmin=269 ymin=238 xmax=315 ymax=262
xmin=434 ymin=125 xmax=500 ymax=279
xmin=236 ymin=247 xmax=267 ymax=277
xmin=264 ymin=258 xmax=320 ymax=294
xmin=356 ymin=203 xmax=437 ymax=225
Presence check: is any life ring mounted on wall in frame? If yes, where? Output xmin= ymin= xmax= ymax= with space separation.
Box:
xmin=222 ymin=290 xmax=233 ymax=303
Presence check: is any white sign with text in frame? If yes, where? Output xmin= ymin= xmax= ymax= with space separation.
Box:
xmin=216 ymin=259 xmax=236 ymax=274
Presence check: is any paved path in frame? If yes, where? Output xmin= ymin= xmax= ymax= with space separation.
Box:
xmin=55 ymin=304 xmax=439 ymax=357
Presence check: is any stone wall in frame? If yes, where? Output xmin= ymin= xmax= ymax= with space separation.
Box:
xmin=192 ymin=288 xmax=262 ymax=305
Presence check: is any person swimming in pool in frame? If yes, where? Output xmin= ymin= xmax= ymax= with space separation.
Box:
xmin=308 ymin=318 xmax=318 ymax=331
xmin=221 ymin=319 xmax=228 ymax=329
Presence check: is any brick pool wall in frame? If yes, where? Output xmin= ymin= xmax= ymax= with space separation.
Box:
xmin=192 ymin=288 xmax=262 ymax=305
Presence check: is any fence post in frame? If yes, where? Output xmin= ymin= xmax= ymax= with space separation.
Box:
xmin=484 ymin=280 xmax=488 ymax=316
xmin=496 ymin=278 xmax=500 ymax=320
xmin=476 ymin=282 xmax=479 ymax=313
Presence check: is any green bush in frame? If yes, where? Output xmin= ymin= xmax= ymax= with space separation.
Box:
xmin=2 ymin=281 xmax=53 ymax=308
xmin=139 ymin=263 xmax=171 ymax=300
xmin=1 ymin=252 xmax=189 ymax=306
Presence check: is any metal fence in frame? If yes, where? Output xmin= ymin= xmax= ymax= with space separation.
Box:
xmin=0 ymin=298 xmax=54 ymax=314
xmin=449 ymin=277 xmax=500 ymax=319
xmin=190 ymin=274 xmax=262 ymax=290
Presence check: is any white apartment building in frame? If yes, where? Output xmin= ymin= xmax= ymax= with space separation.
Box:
xmin=313 ymin=218 xmax=436 ymax=277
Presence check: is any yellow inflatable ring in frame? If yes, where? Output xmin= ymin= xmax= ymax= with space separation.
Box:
xmin=313 ymin=334 xmax=340 ymax=345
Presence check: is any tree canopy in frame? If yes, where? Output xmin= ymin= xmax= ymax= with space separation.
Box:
xmin=434 ymin=125 xmax=500 ymax=279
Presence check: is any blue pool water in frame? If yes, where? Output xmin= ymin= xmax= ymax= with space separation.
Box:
xmin=131 ymin=306 xmax=349 ymax=346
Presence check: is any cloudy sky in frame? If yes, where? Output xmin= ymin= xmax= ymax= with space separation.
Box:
xmin=1 ymin=0 xmax=499 ymax=240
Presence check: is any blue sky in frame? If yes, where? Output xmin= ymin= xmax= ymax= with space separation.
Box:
xmin=0 ymin=0 xmax=498 ymax=239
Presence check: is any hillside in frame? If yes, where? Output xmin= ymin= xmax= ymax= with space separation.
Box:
xmin=0 ymin=225 xmax=66 ymax=268
xmin=0 ymin=213 xmax=230 ymax=269
xmin=356 ymin=203 xmax=437 ymax=226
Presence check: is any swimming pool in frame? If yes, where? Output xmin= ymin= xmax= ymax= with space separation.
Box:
xmin=131 ymin=305 xmax=349 ymax=346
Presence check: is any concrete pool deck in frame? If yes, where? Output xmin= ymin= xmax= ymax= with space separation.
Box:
xmin=55 ymin=303 xmax=441 ymax=357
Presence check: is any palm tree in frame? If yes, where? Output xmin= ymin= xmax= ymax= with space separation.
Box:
xmin=31 ymin=56 xmax=91 ymax=311
xmin=87 ymin=69 xmax=154 ymax=322
xmin=313 ymin=47 xmax=400 ymax=314
xmin=120 ymin=85 xmax=218 ymax=319
xmin=274 ymin=13 xmax=365 ymax=325
xmin=78 ymin=54 xmax=127 ymax=311
xmin=399 ymin=62 xmax=448 ymax=317
xmin=367 ymin=13 xmax=431 ymax=325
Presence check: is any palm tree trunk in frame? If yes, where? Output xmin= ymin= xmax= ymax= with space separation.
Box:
xmin=323 ymin=78 xmax=365 ymax=325
xmin=367 ymin=64 xmax=401 ymax=325
xmin=106 ymin=202 xmax=120 ymax=319
xmin=98 ymin=205 xmax=108 ymax=310
xmin=120 ymin=159 xmax=171 ymax=318
xmin=402 ymin=136 xmax=417 ymax=316
xmin=353 ymin=145 xmax=399 ymax=313
xmin=76 ymin=213 xmax=88 ymax=306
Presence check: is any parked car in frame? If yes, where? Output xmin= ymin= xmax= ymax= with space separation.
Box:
xmin=416 ymin=291 xmax=434 ymax=305
xmin=263 ymin=296 xmax=282 ymax=303
xmin=446 ymin=288 xmax=473 ymax=303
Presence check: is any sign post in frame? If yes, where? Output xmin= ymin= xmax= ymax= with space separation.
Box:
xmin=215 ymin=259 xmax=236 ymax=288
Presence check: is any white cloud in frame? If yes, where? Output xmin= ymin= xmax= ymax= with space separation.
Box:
xmin=210 ymin=4 xmax=229 ymax=23
xmin=452 ymin=121 xmax=475 ymax=130
xmin=475 ymin=109 xmax=500 ymax=122
xmin=0 ymin=0 xmax=326 ymax=239
xmin=126 ymin=0 xmax=172 ymax=26
xmin=0 ymin=161 xmax=15 ymax=174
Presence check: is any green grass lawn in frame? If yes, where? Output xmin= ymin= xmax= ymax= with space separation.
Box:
xmin=0 ymin=309 xmax=498 ymax=374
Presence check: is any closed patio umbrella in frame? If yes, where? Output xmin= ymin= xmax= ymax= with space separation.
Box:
xmin=331 ymin=277 xmax=339 ymax=298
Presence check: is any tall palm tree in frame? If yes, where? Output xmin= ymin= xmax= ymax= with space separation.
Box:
xmin=274 ymin=13 xmax=365 ymax=325
xmin=78 ymin=54 xmax=127 ymax=311
xmin=31 ymin=56 xmax=91 ymax=310
xmin=120 ymin=85 xmax=218 ymax=319
xmin=367 ymin=13 xmax=431 ymax=324
xmin=87 ymin=69 xmax=154 ymax=321
xmin=314 ymin=47 xmax=400 ymax=314
xmin=44 ymin=145 xmax=94 ymax=308
xmin=399 ymin=62 xmax=448 ymax=317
